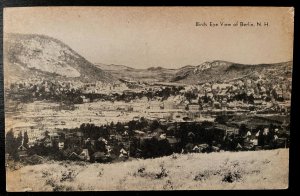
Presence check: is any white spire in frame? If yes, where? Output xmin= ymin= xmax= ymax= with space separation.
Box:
xmin=21 ymin=131 xmax=24 ymax=145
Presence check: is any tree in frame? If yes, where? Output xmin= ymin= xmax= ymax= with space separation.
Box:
xmin=265 ymin=96 xmax=272 ymax=102
xmin=110 ymin=121 xmax=115 ymax=127
xmin=215 ymin=115 xmax=228 ymax=125
xmin=239 ymin=124 xmax=247 ymax=137
xmin=248 ymin=94 xmax=254 ymax=104
xmin=44 ymin=130 xmax=50 ymax=138
xmin=116 ymin=122 xmax=124 ymax=134
xmin=185 ymin=105 xmax=189 ymax=111
xmin=185 ymin=91 xmax=197 ymax=102
xmin=6 ymin=130 xmax=20 ymax=160
xmin=139 ymin=117 xmax=148 ymax=128
xmin=6 ymin=130 xmax=16 ymax=154
xmin=150 ymin=120 xmax=160 ymax=130
xmin=23 ymin=131 xmax=29 ymax=148
xmin=16 ymin=131 xmax=23 ymax=147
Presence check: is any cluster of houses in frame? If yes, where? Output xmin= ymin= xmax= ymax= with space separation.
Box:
xmin=7 ymin=70 xmax=291 ymax=118
xmin=6 ymin=116 xmax=289 ymax=166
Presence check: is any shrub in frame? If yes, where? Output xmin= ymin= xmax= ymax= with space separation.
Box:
xmin=42 ymin=170 xmax=52 ymax=178
xmin=45 ymin=178 xmax=73 ymax=192
xmin=222 ymin=170 xmax=242 ymax=183
xmin=132 ymin=166 xmax=148 ymax=178
xmin=171 ymin=153 xmax=178 ymax=159
xmin=137 ymin=167 xmax=146 ymax=174
xmin=155 ymin=164 xmax=168 ymax=179
xmin=97 ymin=168 xmax=104 ymax=177
xmin=222 ymin=160 xmax=243 ymax=183
xmin=163 ymin=180 xmax=174 ymax=190
xmin=133 ymin=164 xmax=169 ymax=179
xmin=194 ymin=170 xmax=211 ymax=181
xmin=60 ymin=169 xmax=78 ymax=182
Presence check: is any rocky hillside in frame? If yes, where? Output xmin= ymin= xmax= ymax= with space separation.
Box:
xmin=4 ymin=33 xmax=115 ymax=86
xmin=171 ymin=60 xmax=293 ymax=84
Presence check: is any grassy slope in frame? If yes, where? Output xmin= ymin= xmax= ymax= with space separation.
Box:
xmin=6 ymin=149 xmax=288 ymax=191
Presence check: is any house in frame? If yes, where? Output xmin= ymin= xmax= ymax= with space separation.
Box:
xmin=98 ymin=137 xmax=108 ymax=145
xmin=213 ymin=102 xmax=221 ymax=109
xmin=68 ymin=152 xmax=80 ymax=160
xmin=214 ymin=125 xmax=237 ymax=135
xmin=166 ymin=137 xmax=180 ymax=149
xmin=254 ymin=100 xmax=263 ymax=105
xmin=17 ymin=144 xmax=28 ymax=159
xmin=177 ymin=104 xmax=186 ymax=110
xmin=58 ymin=142 xmax=64 ymax=150
xmin=159 ymin=133 xmax=167 ymax=139
xmin=119 ymin=148 xmax=128 ymax=157
xmin=188 ymin=104 xmax=200 ymax=112
xmin=80 ymin=95 xmax=90 ymax=103
xmin=49 ymin=133 xmax=60 ymax=141
xmin=134 ymin=130 xmax=146 ymax=136
xmin=164 ymin=101 xmax=176 ymax=110
xmin=172 ymin=112 xmax=187 ymax=121
xmin=192 ymin=145 xmax=200 ymax=152
xmin=79 ymin=149 xmax=90 ymax=161
xmin=92 ymin=152 xmax=110 ymax=162
xmin=122 ymin=131 xmax=129 ymax=137
xmin=133 ymin=116 xmax=140 ymax=121
xmin=250 ymin=139 xmax=258 ymax=146
xmin=76 ymin=132 xmax=84 ymax=138
xmin=43 ymin=137 xmax=53 ymax=147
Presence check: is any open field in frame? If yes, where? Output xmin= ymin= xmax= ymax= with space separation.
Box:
xmin=6 ymin=149 xmax=288 ymax=191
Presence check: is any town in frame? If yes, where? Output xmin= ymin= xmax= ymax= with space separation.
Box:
xmin=5 ymin=73 xmax=291 ymax=164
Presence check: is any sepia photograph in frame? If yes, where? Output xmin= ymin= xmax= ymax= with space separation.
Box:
xmin=3 ymin=6 xmax=294 ymax=191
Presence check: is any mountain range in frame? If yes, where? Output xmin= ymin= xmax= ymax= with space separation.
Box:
xmin=4 ymin=33 xmax=293 ymax=86
xmin=97 ymin=61 xmax=292 ymax=85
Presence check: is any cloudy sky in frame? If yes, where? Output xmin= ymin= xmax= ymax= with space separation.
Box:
xmin=4 ymin=7 xmax=294 ymax=69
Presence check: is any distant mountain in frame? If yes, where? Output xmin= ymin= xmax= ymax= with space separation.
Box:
xmin=171 ymin=60 xmax=293 ymax=84
xmin=4 ymin=33 xmax=115 ymax=86
xmin=95 ymin=64 xmax=178 ymax=83
xmin=94 ymin=63 xmax=134 ymax=71
xmin=93 ymin=60 xmax=292 ymax=84
xmin=147 ymin=66 xmax=164 ymax=71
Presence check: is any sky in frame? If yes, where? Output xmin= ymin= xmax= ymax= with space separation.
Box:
xmin=4 ymin=7 xmax=294 ymax=69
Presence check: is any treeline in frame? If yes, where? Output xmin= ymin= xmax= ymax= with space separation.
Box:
xmin=84 ymin=86 xmax=184 ymax=102
xmin=8 ymin=82 xmax=84 ymax=104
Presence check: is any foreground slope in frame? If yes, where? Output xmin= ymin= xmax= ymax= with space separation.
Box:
xmin=3 ymin=33 xmax=114 ymax=86
xmin=6 ymin=149 xmax=288 ymax=191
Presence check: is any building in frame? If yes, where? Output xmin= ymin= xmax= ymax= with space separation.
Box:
xmin=79 ymin=149 xmax=90 ymax=161
xmin=17 ymin=144 xmax=28 ymax=159
xmin=49 ymin=132 xmax=60 ymax=141
xmin=188 ymin=104 xmax=200 ymax=112
xmin=58 ymin=142 xmax=64 ymax=150
xmin=166 ymin=136 xmax=180 ymax=149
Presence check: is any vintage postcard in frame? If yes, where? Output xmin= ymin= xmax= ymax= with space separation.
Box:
xmin=4 ymin=7 xmax=293 ymax=191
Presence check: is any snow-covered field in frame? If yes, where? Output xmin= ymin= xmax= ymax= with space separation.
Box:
xmin=6 ymin=149 xmax=289 ymax=191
